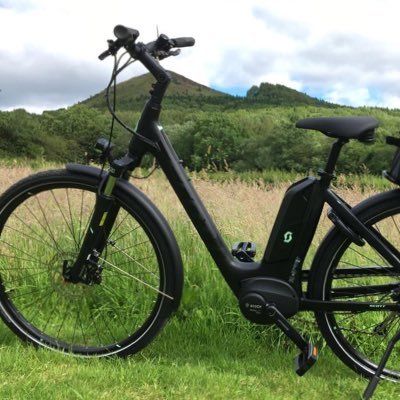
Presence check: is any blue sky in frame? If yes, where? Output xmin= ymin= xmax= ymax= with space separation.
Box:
xmin=211 ymin=85 xmax=249 ymax=97
xmin=1 ymin=0 xmax=400 ymax=112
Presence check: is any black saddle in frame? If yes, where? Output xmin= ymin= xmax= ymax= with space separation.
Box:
xmin=296 ymin=116 xmax=379 ymax=142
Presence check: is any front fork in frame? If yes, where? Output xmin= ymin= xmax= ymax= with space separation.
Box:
xmin=63 ymin=141 xmax=140 ymax=284
xmin=63 ymin=171 xmax=121 ymax=284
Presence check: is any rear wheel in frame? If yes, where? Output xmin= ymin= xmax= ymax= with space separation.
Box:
xmin=310 ymin=191 xmax=400 ymax=380
xmin=0 ymin=169 xmax=183 ymax=356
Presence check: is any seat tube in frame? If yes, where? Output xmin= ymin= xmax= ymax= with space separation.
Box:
xmin=323 ymin=140 xmax=347 ymax=175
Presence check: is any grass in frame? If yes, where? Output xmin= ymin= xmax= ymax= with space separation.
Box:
xmin=0 ymin=320 xmax=398 ymax=400
xmin=0 ymin=166 xmax=399 ymax=399
xmin=193 ymin=168 xmax=396 ymax=192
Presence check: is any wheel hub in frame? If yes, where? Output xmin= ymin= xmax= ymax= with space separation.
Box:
xmin=47 ymin=254 xmax=94 ymax=299
xmin=62 ymin=251 xmax=103 ymax=285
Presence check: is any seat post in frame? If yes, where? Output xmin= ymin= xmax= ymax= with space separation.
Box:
xmin=319 ymin=139 xmax=348 ymax=184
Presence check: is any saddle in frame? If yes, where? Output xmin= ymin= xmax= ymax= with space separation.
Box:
xmin=296 ymin=116 xmax=379 ymax=142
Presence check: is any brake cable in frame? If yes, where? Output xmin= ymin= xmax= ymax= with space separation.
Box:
xmin=96 ymin=28 xmax=193 ymax=181
xmin=99 ymin=50 xmax=159 ymax=181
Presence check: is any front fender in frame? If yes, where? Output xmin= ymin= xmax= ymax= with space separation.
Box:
xmin=66 ymin=163 xmax=106 ymax=180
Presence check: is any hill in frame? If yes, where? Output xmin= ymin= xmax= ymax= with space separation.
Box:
xmin=82 ymin=71 xmax=336 ymax=111
xmin=246 ymin=82 xmax=335 ymax=107
xmin=83 ymin=71 xmax=231 ymax=111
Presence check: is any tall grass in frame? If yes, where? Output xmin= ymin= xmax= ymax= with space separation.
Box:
xmin=0 ymin=166 xmax=399 ymax=399
xmin=195 ymin=168 xmax=395 ymax=192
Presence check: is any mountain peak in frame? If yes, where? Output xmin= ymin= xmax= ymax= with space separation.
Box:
xmin=82 ymin=71 xmax=228 ymax=110
xmin=246 ymin=82 xmax=331 ymax=107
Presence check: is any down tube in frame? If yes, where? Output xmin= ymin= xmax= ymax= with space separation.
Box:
xmin=154 ymin=129 xmax=261 ymax=294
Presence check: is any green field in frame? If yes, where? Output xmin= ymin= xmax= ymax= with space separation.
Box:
xmin=0 ymin=167 xmax=399 ymax=399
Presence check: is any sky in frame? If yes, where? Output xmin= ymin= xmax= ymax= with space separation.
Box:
xmin=1 ymin=0 xmax=400 ymax=113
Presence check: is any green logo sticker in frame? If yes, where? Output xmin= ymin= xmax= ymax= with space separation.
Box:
xmin=283 ymin=231 xmax=293 ymax=243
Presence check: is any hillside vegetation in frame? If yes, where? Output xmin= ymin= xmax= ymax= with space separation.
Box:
xmin=1 ymin=71 xmax=400 ymax=175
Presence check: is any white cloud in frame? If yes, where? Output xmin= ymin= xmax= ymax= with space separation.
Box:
xmin=379 ymin=95 xmax=400 ymax=110
xmin=325 ymin=85 xmax=374 ymax=107
xmin=1 ymin=0 xmax=400 ymax=111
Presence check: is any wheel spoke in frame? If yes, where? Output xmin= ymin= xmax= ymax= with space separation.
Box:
xmin=99 ymin=256 xmax=172 ymax=300
xmin=22 ymin=202 xmax=63 ymax=254
xmin=0 ymin=240 xmax=49 ymax=267
xmin=107 ymin=241 xmax=157 ymax=277
xmin=111 ymin=224 xmax=142 ymax=243
xmin=3 ymin=219 xmax=57 ymax=252
xmin=50 ymin=189 xmax=78 ymax=249
xmin=3 ymin=271 xmax=47 ymax=285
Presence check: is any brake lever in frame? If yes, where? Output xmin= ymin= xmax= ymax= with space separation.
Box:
xmin=169 ymin=49 xmax=181 ymax=56
xmin=98 ymin=39 xmax=124 ymax=60
xmin=156 ymin=49 xmax=181 ymax=60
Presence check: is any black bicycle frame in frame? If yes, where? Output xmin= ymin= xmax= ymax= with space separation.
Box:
xmin=126 ymin=99 xmax=400 ymax=311
xmin=73 ymin=49 xmax=400 ymax=315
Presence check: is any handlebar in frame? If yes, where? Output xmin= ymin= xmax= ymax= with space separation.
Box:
xmin=98 ymin=25 xmax=195 ymax=61
xmin=99 ymin=25 xmax=195 ymax=109
xmin=171 ymin=37 xmax=195 ymax=48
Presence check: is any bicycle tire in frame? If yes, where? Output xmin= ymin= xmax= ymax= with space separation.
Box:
xmin=309 ymin=189 xmax=400 ymax=380
xmin=0 ymin=167 xmax=183 ymax=357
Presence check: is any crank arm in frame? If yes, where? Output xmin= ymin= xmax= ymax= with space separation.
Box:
xmin=265 ymin=304 xmax=318 ymax=376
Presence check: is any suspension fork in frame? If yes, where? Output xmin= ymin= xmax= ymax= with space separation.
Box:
xmin=63 ymin=168 xmax=125 ymax=284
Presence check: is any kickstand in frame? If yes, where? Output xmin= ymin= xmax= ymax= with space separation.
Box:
xmin=363 ymin=329 xmax=400 ymax=399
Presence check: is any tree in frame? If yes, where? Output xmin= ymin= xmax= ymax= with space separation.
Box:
xmin=189 ymin=114 xmax=243 ymax=171
xmin=40 ymin=105 xmax=109 ymax=161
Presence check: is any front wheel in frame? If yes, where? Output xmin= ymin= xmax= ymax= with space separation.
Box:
xmin=0 ymin=168 xmax=183 ymax=357
xmin=309 ymin=189 xmax=400 ymax=380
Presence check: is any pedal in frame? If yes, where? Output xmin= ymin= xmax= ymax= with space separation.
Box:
xmin=232 ymin=241 xmax=256 ymax=262
xmin=265 ymin=303 xmax=318 ymax=376
xmin=294 ymin=342 xmax=318 ymax=376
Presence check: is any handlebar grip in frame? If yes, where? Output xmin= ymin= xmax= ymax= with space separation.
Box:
xmin=98 ymin=49 xmax=111 ymax=60
xmin=114 ymin=25 xmax=139 ymax=41
xmin=171 ymin=37 xmax=195 ymax=48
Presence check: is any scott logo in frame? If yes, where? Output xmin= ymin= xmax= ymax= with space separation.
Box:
xmin=283 ymin=231 xmax=293 ymax=243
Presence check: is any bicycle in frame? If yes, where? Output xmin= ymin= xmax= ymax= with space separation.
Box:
xmin=1 ymin=25 xmax=400 ymax=399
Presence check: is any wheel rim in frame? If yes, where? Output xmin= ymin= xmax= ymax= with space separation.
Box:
xmin=0 ymin=181 xmax=168 ymax=355
xmin=322 ymin=206 xmax=400 ymax=380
